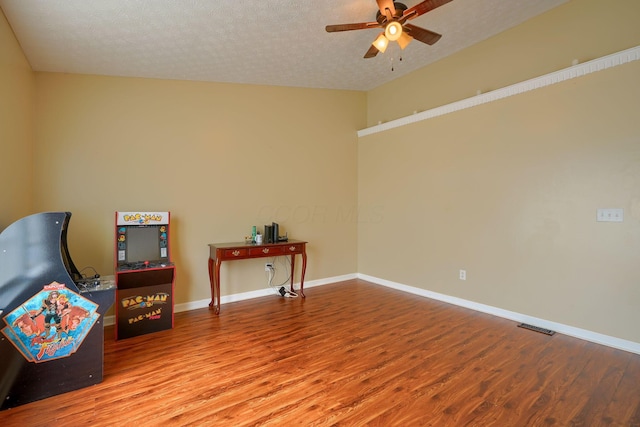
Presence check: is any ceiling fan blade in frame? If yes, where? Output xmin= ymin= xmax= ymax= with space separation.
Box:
xmin=404 ymin=23 xmax=442 ymax=45
xmin=404 ymin=0 xmax=453 ymax=20
xmin=364 ymin=44 xmax=380 ymax=59
xmin=326 ymin=22 xmax=379 ymax=32
xmin=376 ymin=0 xmax=396 ymax=19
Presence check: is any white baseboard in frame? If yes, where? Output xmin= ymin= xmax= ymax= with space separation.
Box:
xmin=102 ymin=273 xmax=357 ymax=327
xmin=103 ymin=272 xmax=639 ymax=355
xmin=358 ymin=274 xmax=640 ymax=356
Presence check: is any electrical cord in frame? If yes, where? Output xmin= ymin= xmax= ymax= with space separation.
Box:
xmin=79 ymin=266 xmax=100 ymax=280
xmin=266 ymin=257 xmax=297 ymax=297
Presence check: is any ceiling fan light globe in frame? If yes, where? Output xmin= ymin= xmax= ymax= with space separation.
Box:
xmin=385 ymin=21 xmax=402 ymax=41
xmin=397 ymin=31 xmax=412 ymax=50
xmin=372 ymin=33 xmax=389 ymax=53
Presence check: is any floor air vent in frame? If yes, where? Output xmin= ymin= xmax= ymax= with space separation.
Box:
xmin=517 ymin=323 xmax=556 ymax=336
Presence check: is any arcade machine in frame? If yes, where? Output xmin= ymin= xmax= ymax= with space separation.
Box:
xmin=114 ymin=211 xmax=175 ymax=339
xmin=0 ymin=212 xmax=115 ymax=410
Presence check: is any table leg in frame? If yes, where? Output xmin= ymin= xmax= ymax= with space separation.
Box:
xmin=215 ymin=258 xmax=222 ymax=314
xmin=214 ymin=258 xmax=221 ymax=314
xmin=299 ymin=250 xmax=307 ymax=298
xmin=289 ymin=251 xmax=307 ymax=298
xmin=209 ymin=258 xmax=216 ymax=309
xmin=290 ymin=254 xmax=296 ymax=294
xmin=208 ymin=257 xmax=221 ymax=314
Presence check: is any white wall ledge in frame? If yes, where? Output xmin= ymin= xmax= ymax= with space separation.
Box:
xmin=358 ymin=45 xmax=640 ymax=138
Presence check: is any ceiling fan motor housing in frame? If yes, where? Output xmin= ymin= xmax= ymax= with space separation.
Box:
xmin=376 ymin=2 xmax=408 ymax=24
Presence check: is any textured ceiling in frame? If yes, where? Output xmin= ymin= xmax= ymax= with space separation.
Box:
xmin=0 ymin=0 xmax=567 ymax=91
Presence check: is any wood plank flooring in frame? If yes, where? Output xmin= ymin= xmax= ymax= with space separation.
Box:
xmin=2 ymin=279 xmax=640 ymax=426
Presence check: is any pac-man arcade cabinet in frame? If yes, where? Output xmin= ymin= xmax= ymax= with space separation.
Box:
xmin=114 ymin=211 xmax=175 ymax=339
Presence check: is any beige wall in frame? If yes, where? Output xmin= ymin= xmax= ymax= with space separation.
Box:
xmin=367 ymin=0 xmax=640 ymax=127
xmin=358 ymin=0 xmax=640 ymax=342
xmin=33 ymin=74 xmax=364 ymax=305
xmin=0 ymin=8 xmax=34 ymax=228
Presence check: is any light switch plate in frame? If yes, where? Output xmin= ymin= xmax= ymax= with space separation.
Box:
xmin=597 ymin=208 xmax=623 ymax=222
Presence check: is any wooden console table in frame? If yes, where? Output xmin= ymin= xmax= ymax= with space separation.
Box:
xmin=207 ymin=239 xmax=307 ymax=314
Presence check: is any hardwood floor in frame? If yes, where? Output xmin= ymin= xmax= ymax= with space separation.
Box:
xmin=3 ymin=279 xmax=640 ymax=426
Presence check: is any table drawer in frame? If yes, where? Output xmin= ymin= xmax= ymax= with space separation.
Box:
xmin=249 ymin=246 xmax=283 ymax=256
xmin=222 ymin=248 xmax=248 ymax=258
xmin=284 ymin=244 xmax=304 ymax=254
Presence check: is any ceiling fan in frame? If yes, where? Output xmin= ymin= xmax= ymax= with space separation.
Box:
xmin=325 ymin=0 xmax=453 ymax=58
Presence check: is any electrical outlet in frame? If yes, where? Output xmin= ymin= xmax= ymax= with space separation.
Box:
xmin=265 ymin=263 xmax=274 ymax=271
xmin=459 ymin=269 xmax=466 ymax=281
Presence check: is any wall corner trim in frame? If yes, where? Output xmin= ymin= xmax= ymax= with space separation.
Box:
xmin=358 ymin=45 xmax=640 ymax=138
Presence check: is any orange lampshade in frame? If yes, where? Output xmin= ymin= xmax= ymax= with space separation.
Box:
xmin=372 ymin=33 xmax=389 ymax=53
xmin=397 ymin=31 xmax=412 ymax=50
